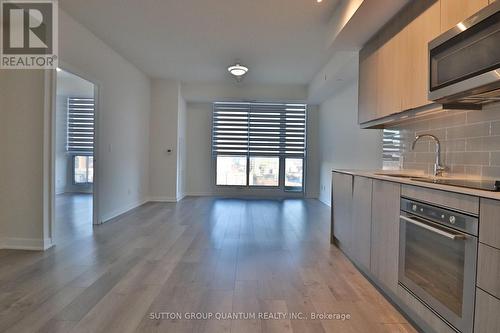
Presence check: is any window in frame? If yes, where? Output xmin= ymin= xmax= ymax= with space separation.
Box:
xmin=212 ymin=102 xmax=307 ymax=191
xmin=383 ymin=129 xmax=401 ymax=170
xmin=67 ymin=97 xmax=95 ymax=185
xmin=67 ymin=97 xmax=95 ymax=154
xmin=249 ymin=156 xmax=279 ymax=186
xmin=285 ymin=158 xmax=303 ymax=191
xmin=74 ymin=155 xmax=93 ymax=184
xmin=216 ymin=156 xmax=247 ymax=186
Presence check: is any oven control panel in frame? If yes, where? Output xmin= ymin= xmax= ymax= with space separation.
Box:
xmin=401 ymin=197 xmax=478 ymax=236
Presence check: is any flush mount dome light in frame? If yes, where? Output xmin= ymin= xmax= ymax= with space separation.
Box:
xmin=228 ymin=63 xmax=248 ymax=81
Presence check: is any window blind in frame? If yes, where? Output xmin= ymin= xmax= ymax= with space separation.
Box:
xmin=382 ymin=129 xmax=401 ymax=169
xmin=212 ymin=102 xmax=307 ymax=158
xmin=67 ymin=97 xmax=95 ymax=154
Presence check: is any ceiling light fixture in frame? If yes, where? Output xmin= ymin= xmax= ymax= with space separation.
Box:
xmin=228 ymin=62 xmax=248 ymax=82
xmin=316 ymin=0 xmax=323 ymax=3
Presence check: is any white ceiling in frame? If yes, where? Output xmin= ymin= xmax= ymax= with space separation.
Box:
xmin=60 ymin=0 xmax=341 ymax=85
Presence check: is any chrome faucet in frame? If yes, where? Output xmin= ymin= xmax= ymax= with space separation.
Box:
xmin=411 ymin=134 xmax=446 ymax=177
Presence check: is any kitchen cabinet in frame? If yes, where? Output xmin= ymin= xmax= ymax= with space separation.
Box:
xmin=401 ymin=1 xmax=441 ymax=111
xmin=376 ymin=32 xmax=403 ymax=119
xmin=479 ymin=198 xmax=500 ymax=249
xmin=370 ymin=180 xmax=400 ymax=294
xmin=474 ymin=288 xmax=500 ymax=333
xmin=351 ymin=176 xmax=373 ymax=272
xmin=358 ymin=49 xmax=378 ymax=124
xmin=332 ymin=172 xmax=353 ymax=254
xmin=440 ymin=0 xmax=489 ymax=32
xmin=358 ymin=0 xmax=493 ymax=125
xmin=477 ymin=243 xmax=500 ymax=299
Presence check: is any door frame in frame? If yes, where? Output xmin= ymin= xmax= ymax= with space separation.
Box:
xmin=46 ymin=61 xmax=102 ymax=247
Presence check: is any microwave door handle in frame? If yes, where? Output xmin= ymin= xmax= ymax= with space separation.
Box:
xmin=400 ymin=215 xmax=465 ymax=240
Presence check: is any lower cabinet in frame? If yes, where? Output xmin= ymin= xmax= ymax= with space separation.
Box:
xmin=370 ymin=180 xmax=400 ymax=295
xmin=332 ymin=172 xmax=500 ymax=332
xmin=351 ymin=176 xmax=373 ymax=272
xmin=332 ymin=172 xmax=353 ymax=254
xmin=474 ymin=288 xmax=500 ymax=333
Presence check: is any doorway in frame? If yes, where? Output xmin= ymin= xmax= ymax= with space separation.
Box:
xmin=54 ymin=68 xmax=97 ymax=243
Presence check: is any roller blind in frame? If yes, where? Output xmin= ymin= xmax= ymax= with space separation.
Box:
xmin=212 ymin=102 xmax=307 ymax=158
xmin=382 ymin=129 xmax=401 ymax=169
xmin=67 ymin=97 xmax=95 ymax=154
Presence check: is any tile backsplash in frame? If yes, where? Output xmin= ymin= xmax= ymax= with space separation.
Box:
xmin=387 ymin=102 xmax=500 ymax=179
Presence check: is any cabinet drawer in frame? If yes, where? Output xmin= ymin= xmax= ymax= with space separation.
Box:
xmin=401 ymin=185 xmax=479 ymax=215
xmin=474 ymin=288 xmax=500 ymax=333
xmin=479 ymin=199 xmax=500 ymax=249
xmin=477 ymin=243 xmax=500 ymax=299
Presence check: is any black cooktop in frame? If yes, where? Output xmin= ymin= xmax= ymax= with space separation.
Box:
xmin=413 ymin=178 xmax=500 ymax=192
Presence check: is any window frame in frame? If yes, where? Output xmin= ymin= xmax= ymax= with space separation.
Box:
xmin=212 ymin=102 xmax=307 ymax=193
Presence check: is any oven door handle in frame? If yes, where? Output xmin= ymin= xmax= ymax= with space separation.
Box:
xmin=400 ymin=215 xmax=466 ymax=240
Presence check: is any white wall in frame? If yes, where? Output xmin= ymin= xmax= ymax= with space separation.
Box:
xmin=317 ymin=79 xmax=382 ymax=205
xmin=0 ymin=70 xmax=47 ymax=249
xmin=59 ymin=9 xmax=151 ymax=223
xmin=183 ymin=82 xmax=308 ymax=103
xmin=149 ymin=79 xmax=182 ymax=201
xmin=185 ymin=102 xmax=320 ymax=198
xmin=305 ymin=106 xmax=320 ymax=199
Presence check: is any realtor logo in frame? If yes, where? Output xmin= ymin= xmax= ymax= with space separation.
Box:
xmin=1 ymin=0 xmax=58 ymax=69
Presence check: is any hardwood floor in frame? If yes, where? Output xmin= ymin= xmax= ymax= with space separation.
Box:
xmin=54 ymin=193 xmax=93 ymax=246
xmin=0 ymin=197 xmax=417 ymax=333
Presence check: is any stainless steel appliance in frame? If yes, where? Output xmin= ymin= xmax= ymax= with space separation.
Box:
xmin=399 ymin=198 xmax=478 ymax=333
xmin=428 ymin=1 xmax=500 ymax=105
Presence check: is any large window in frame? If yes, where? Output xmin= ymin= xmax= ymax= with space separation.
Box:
xmin=212 ymin=102 xmax=307 ymax=191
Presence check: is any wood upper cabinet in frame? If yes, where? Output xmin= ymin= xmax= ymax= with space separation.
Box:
xmin=351 ymin=176 xmax=373 ymax=272
xmin=370 ymin=180 xmax=401 ymax=294
xmin=332 ymin=172 xmax=353 ymax=254
xmin=440 ymin=0 xmax=489 ymax=32
xmin=358 ymin=49 xmax=378 ymax=124
xmin=376 ymin=32 xmax=403 ymax=119
xmin=401 ymin=1 xmax=440 ymax=111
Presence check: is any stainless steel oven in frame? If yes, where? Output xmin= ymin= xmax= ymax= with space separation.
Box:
xmin=428 ymin=1 xmax=500 ymax=105
xmin=399 ymin=198 xmax=478 ymax=333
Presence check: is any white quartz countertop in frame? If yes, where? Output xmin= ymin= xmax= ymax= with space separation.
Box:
xmin=332 ymin=169 xmax=500 ymax=201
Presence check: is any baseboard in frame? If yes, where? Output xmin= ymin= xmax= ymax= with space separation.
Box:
xmin=319 ymin=196 xmax=331 ymax=207
xmin=184 ymin=192 xmax=213 ymax=197
xmin=148 ymin=196 xmax=179 ymax=202
xmin=1 ymin=237 xmax=53 ymax=251
xmin=100 ymin=197 xmax=149 ymax=224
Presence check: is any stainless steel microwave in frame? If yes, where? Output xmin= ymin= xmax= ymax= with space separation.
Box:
xmin=428 ymin=1 xmax=500 ymax=105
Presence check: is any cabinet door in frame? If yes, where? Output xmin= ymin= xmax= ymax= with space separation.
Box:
xmin=376 ymin=32 xmax=403 ymax=118
xmin=332 ymin=172 xmax=353 ymax=254
xmin=358 ymin=50 xmax=378 ymax=124
xmin=440 ymin=0 xmax=489 ymax=32
xmin=370 ymin=180 xmax=400 ymax=294
xmin=474 ymin=288 xmax=500 ymax=333
xmin=402 ymin=1 xmax=440 ymax=111
xmin=351 ymin=176 xmax=373 ymax=272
